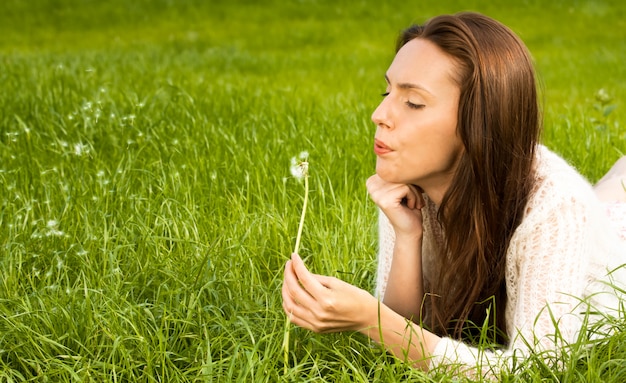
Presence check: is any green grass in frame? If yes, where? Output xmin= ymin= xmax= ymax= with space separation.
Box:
xmin=0 ymin=0 xmax=625 ymax=381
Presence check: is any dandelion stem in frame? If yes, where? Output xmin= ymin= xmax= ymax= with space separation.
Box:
xmin=283 ymin=312 xmax=291 ymax=376
xmin=293 ymin=172 xmax=308 ymax=255
xmin=285 ymin=159 xmax=309 ymax=376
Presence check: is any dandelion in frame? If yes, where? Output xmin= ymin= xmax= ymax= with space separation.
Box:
xmin=290 ymin=151 xmax=309 ymax=255
xmin=285 ymin=150 xmax=309 ymax=376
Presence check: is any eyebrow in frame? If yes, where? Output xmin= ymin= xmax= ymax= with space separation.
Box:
xmin=385 ymin=74 xmax=434 ymax=96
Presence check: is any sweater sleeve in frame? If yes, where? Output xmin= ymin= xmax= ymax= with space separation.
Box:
xmin=374 ymin=209 xmax=395 ymax=299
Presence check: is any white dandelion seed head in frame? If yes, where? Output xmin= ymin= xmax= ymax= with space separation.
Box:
xmin=289 ymin=151 xmax=309 ymax=180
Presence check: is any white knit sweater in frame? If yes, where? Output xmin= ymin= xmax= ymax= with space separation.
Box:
xmin=374 ymin=146 xmax=626 ymax=378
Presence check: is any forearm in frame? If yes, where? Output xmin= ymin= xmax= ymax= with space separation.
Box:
xmin=382 ymin=234 xmax=424 ymax=321
xmin=360 ymin=301 xmax=440 ymax=371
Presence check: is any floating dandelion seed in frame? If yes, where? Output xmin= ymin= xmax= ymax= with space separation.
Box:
xmin=45 ymin=220 xmax=65 ymax=237
xmin=74 ymin=143 xmax=89 ymax=156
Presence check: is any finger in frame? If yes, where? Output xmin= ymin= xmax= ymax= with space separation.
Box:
xmin=290 ymin=253 xmax=328 ymax=300
xmin=403 ymin=185 xmax=418 ymax=209
xmin=283 ymin=306 xmax=317 ymax=331
xmin=406 ymin=184 xmax=426 ymax=210
xmin=366 ymin=175 xmax=389 ymax=202
xmin=312 ymin=274 xmax=339 ymax=289
xmin=365 ymin=174 xmax=382 ymax=193
xmin=281 ymin=283 xmax=294 ymax=318
xmin=284 ymin=257 xmax=318 ymax=308
xmin=281 ymin=275 xmax=319 ymax=331
xmin=282 ymin=261 xmax=296 ymax=301
xmin=282 ymin=267 xmax=310 ymax=324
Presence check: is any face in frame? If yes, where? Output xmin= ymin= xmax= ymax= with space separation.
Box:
xmin=372 ymin=38 xmax=463 ymax=202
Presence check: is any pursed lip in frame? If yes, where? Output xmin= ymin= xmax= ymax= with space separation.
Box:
xmin=374 ymin=139 xmax=393 ymax=155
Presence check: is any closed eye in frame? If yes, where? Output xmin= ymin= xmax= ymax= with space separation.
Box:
xmin=381 ymin=92 xmax=390 ymax=97
xmin=406 ymin=101 xmax=425 ymax=110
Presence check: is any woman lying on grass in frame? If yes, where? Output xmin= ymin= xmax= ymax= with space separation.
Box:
xmin=282 ymin=11 xmax=626 ymax=379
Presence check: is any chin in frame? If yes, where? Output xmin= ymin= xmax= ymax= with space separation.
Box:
xmin=375 ymin=168 xmax=400 ymax=184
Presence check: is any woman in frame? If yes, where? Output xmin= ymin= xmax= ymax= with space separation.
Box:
xmin=282 ymin=12 xmax=626 ymax=378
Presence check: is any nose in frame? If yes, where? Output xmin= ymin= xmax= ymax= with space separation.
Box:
xmin=371 ymin=97 xmax=391 ymax=129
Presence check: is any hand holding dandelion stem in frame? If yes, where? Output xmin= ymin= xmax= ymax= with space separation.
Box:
xmin=285 ymin=153 xmax=309 ymax=375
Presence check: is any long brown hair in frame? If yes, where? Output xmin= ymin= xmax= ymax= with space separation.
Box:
xmin=398 ymin=13 xmax=541 ymax=344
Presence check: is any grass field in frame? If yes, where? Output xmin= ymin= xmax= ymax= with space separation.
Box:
xmin=1 ymin=0 xmax=625 ymax=381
